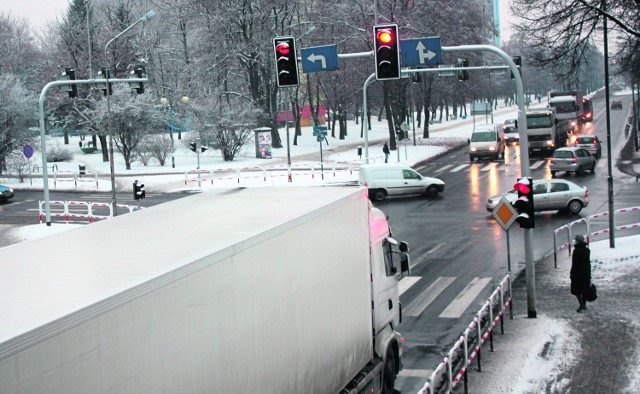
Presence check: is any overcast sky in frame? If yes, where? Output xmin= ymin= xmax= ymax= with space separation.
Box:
xmin=3 ymin=0 xmax=515 ymax=41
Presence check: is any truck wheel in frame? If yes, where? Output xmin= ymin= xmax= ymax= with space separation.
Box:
xmin=425 ymin=185 xmax=439 ymax=197
xmin=373 ymin=189 xmax=387 ymax=202
xmin=567 ymin=200 xmax=583 ymax=214
xmin=382 ymin=347 xmax=397 ymax=394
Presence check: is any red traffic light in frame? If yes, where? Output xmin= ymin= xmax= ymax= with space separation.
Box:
xmin=377 ymin=30 xmax=393 ymax=44
xmin=276 ymin=42 xmax=290 ymax=56
xmin=514 ymin=179 xmax=531 ymax=194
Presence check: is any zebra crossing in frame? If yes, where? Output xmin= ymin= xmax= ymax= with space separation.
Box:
xmin=420 ymin=158 xmax=608 ymax=174
xmin=400 ymin=275 xmax=493 ymax=320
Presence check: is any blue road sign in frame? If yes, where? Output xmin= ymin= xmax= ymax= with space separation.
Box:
xmin=23 ymin=144 xmax=34 ymax=159
xmin=301 ymin=45 xmax=339 ymax=73
xmin=400 ymin=37 xmax=442 ymax=67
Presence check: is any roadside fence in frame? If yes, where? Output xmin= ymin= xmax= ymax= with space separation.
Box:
xmin=553 ymin=205 xmax=640 ymax=267
xmin=39 ymin=201 xmax=142 ymax=224
xmin=52 ymin=170 xmax=99 ymax=190
xmin=417 ymin=273 xmax=513 ymax=394
xmin=183 ymin=160 xmax=362 ymax=186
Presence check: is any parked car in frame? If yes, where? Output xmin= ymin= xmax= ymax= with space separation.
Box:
xmin=574 ymin=135 xmax=602 ymax=158
xmin=611 ymin=100 xmax=623 ymax=110
xmin=359 ymin=163 xmax=445 ymax=202
xmin=485 ymin=179 xmax=589 ymax=214
xmin=550 ymin=147 xmax=596 ymax=177
xmin=502 ymin=119 xmax=519 ymax=144
xmin=0 ymin=185 xmax=14 ymax=202
xmin=468 ymin=123 xmax=505 ymax=161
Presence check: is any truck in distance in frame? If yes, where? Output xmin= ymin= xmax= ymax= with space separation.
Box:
xmin=526 ymin=109 xmax=572 ymax=156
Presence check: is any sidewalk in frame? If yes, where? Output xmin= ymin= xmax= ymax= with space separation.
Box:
xmin=467 ymin=235 xmax=640 ymax=393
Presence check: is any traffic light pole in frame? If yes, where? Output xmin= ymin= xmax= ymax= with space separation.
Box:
xmin=362 ymin=44 xmax=536 ymax=317
xmin=37 ymin=77 xmax=148 ymax=225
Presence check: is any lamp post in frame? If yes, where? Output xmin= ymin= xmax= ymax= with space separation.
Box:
xmin=160 ymin=97 xmax=175 ymax=168
xmin=602 ymin=5 xmax=616 ymax=248
xmin=178 ymin=95 xmax=189 ymax=141
xmin=104 ymin=10 xmax=155 ymax=216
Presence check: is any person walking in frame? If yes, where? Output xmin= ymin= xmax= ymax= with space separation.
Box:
xmin=570 ymin=234 xmax=591 ymax=313
xmin=383 ymin=141 xmax=390 ymax=163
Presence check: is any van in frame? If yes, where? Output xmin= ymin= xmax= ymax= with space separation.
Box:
xmin=358 ymin=163 xmax=445 ymax=202
xmin=468 ymin=123 xmax=505 ymax=161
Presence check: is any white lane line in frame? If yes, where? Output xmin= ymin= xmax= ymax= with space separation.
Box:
xmin=451 ymin=164 xmax=469 ymax=173
xmin=434 ymin=164 xmax=453 ymax=173
xmin=439 ymin=277 xmax=492 ymax=319
xmin=399 ymin=369 xmax=433 ymax=378
xmin=530 ymin=160 xmax=546 ymax=170
xmin=481 ymin=163 xmax=498 ymax=172
xmin=409 ymin=242 xmax=445 ymax=271
xmin=404 ymin=277 xmax=456 ymax=317
xmin=399 ymin=276 xmax=421 ymax=296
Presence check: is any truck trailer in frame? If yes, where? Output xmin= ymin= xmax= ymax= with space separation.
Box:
xmin=0 ymin=187 xmax=409 ymax=393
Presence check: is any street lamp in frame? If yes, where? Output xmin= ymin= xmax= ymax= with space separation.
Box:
xmin=104 ymin=10 xmax=155 ymax=216
xmin=159 ymin=97 xmax=175 ymax=168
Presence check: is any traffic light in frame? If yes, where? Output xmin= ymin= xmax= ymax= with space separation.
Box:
xmin=457 ymin=58 xmax=469 ymax=81
xmin=511 ymin=56 xmax=522 ymax=79
xmin=97 ymin=68 xmax=112 ymax=96
xmin=62 ymin=68 xmax=78 ymax=98
xmin=133 ymin=180 xmax=145 ymax=200
xmin=129 ymin=65 xmax=145 ymax=94
xmin=190 ymin=142 xmax=197 ymax=152
xmin=273 ymin=36 xmax=299 ymax=87
xmin=201 ymin=146 xmax=208 ymax=153
xmin=513 ymin=177 xmax=535 ymax=228
xmin=373 ymin=24 xmax=401 ymax=80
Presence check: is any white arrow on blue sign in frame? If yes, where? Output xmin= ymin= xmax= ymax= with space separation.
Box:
xmin=301 ymin=45 xmax=339 ymax=73
xmin=400 ymin=37 xmax=442 ymax=67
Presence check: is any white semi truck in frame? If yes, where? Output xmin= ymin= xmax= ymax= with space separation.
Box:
xmin=526 ymin=109 xmax=573 ymax=155
xmin=0 ymin=187 xmax=409 ymax=393
xmin=547 ymin=90 xmax=584 ymax=130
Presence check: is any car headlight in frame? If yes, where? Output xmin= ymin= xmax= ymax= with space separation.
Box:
xmin=470 ymin=147 xmax=477 ymax=152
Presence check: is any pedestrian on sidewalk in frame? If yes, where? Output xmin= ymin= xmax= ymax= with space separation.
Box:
xmin=383 ymin=141 xmax=390 ymax=163
xmin=570 ymin=234 xmax=591 ymax=313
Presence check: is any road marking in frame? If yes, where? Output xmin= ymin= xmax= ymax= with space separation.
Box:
xmin=530 ymin=160 xmax=545 ymax=170
xmin=399 ymin=276 xmax=421 ymax=296
xmin=451 ymin=164 xmax=469 ymax=172
xmin=409 ymin=242 xmax=445 ymax=271
xmin=398 ymin=369 xmax=433 ymax=378
xmin=404 ymin=276 xmax=456 ymax=317
xmin=481 ymin=163 xmax=498 ymax=171
xmin=439 ymin=277 xmax=492 ymax=319
xmin=434 ymin=164 xmax=453 ymax=173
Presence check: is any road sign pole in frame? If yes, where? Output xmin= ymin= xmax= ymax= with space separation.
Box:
xmin=320 ymin=139 xmax=324 ymax=180
xmin=507 ymin=228 xmax=511 ymax=273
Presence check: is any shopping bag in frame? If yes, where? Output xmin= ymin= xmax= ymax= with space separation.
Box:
xmin=585 ymin=283 xmax=597 ymax=302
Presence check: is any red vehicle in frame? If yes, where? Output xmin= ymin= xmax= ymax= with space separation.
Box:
xmin=581 ymin=98 xmax=593 ymax=122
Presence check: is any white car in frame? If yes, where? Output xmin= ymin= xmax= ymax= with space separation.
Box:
xmin=485 ymin=179 xmax=589 ymax=214
xmin=359 ymin=163 xmax=445 ymax=202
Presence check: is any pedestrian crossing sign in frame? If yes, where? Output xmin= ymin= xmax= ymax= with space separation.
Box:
xmin=492 ymin=196 xmax=518 ymax=231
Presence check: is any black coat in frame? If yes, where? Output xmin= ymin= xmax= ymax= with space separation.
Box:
xmin=570 ymin=241 xmax=591 ymax=295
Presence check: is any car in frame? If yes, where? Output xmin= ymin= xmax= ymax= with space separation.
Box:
xmin=574 ymin=135 xmax=602 ymax=158
xmin=0 ymin=185 xmax=14 ymax=202
xmin=549 ymin=147 xmax=596 ymax=177
xmin=485 ymin=179 xmax=589 ymax=214
xmin=502 ymin=119 xmax=519 ymax=144
xmin=468 ymin=123 xmax=506 ymax=161
xmin=611 ymin=100 xmax=623 ymax=110
xmin=359 ymin=163 xmax=445 ymax=202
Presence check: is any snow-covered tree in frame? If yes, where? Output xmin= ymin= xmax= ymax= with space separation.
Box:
xmin=0 ymin=74 xmax=37 ymax=174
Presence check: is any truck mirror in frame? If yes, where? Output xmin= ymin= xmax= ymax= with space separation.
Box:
xmin=399 ymin=241 xmax=409 ymax=253
xmin=400 ymin=253 xmax=410 ymax=276
xmin=467 ymin=139 xmax=470 ymax=145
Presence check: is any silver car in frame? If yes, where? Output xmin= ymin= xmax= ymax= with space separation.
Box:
xmin=549 ymin=147 xmax=596 ymax=177
xmin=574 ymin=136 xmax=602 ymax=158
xmin=485 ymin=179 xmax=589 ymax=214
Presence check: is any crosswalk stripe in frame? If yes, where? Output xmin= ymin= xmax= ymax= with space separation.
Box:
xmin=404 ymin=277 xmax=456 ymax=317
xmin=434 ymin=164 xmax=453 ymax=173
xmin=399 ymin=276 xmax=421 ymax=296
xmin=481 ymin=163 xmax=498 ymax=172
xmin=439 ymin=277 xmax=492 ymax=319
xmin=530 ymin=160 xmax=546 ymax=169
xmin=451 ymin=164 xmax=469 ymax=172
xmin=398 ymin=369 xmax=433 ymax=378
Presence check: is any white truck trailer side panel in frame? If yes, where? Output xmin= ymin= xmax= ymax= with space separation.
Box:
xmin=0 ymin=187 xmax=374 ymax=393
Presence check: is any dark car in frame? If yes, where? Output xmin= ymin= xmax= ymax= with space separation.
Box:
xmin=574 ymin=136 xmax=602 ymax=158
xmin=611 ymin=100 xmax=623 ymax=110
xmin=502 ymin=119 xmax=519 ymax=144
xmin=0 ymin=185 xmax=14 ymax=202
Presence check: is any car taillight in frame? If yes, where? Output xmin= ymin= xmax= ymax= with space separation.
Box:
xmin=585 ymin=190 xmax=589 ymax=198
xmin=572 ymin=157 xmax=577 ymax=162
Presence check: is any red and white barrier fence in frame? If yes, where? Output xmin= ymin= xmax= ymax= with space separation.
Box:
xmin=417 ymin=274 xmax=513 ymax=394
xmin=553 ymin=205 xmax=640 ymax=267
xmin=39 ymin=201 xmax=142 ymax=224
